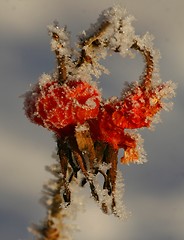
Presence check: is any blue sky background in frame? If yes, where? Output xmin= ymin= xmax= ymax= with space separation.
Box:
xmin=0 ymin=0 xmax=184 ymax=239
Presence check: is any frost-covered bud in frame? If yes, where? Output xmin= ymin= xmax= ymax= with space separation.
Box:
xmin=23 ymin=74 xmax=101 ymax=135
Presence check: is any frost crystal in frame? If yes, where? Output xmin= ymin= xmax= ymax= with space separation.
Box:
xmin=48 ymin=24 xmax=72 ymax=56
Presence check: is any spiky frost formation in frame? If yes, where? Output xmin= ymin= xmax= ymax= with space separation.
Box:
xmin=28 ymin=162 xmax=72 ymax=240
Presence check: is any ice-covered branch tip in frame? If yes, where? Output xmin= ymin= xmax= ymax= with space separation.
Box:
xmin=23 ymin=6 xmax=176 ymax=232
xmin=29 ymin=164 xmax=68 ymax=239
xmin=48 ymin=24 xmax=72 ymax=83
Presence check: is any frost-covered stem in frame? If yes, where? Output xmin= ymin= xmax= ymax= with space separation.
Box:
xmin=52 ymin=32 xmax=67 ymax=83
xmin=56 ymin=53 xmax=67 ymax=83
xmin=77 ymin=18 xmax=154 ymax=87
xmin=76 ymin=21 xmax=110 ymax=67
xmin=131 ymin=41 xmax=154 ymax=87
xmin=29 ymin=163 xmax=69 ymax=240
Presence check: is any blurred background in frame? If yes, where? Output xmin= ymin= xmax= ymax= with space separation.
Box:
xmin=0 ymin=0 xmax=184 ymax=239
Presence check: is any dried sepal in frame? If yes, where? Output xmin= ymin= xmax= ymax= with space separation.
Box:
xmin=75 ymin=123 xmax=96 ymax=170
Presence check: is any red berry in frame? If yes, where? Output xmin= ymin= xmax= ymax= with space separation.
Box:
xmin=89 ymin=100 xmax=128 ymax=149
xmin=113 ymin=86 xmax=162 ymax=129
xmin=24 ymin=77 xmax=101 ymax=134
xmin=88 ymin=98 xmax=146 ymax=164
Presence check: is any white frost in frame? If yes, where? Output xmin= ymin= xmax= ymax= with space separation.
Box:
xmin=38 ymin=73 xmax=53 ymax=87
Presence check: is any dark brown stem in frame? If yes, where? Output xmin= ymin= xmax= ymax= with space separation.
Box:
xmin=82 ymin=21 xmax=110 ymax=46
xmin=56 ymin=52 xmax=67 ymax=83
xmin=77 ymin=21 xmax=110 ymax=67
xmin=52 ymin=32 xmax=67 ymax=83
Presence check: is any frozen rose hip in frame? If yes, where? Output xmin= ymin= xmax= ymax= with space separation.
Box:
xmin=24 ymin=75 xmax=101 ymax=134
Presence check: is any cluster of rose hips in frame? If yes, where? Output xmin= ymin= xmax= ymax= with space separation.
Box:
xmin=24 ymin=71 xmax=165 ymax=164
xmin=23 ymin=10 xmax=176 ymax=218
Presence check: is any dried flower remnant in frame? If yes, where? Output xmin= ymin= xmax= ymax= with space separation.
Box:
xmin=23 ymin=5 xmax=176 ymax=239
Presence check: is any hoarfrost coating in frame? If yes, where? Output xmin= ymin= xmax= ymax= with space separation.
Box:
xmin=22 ymin=5 xmax=176 ymax=240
